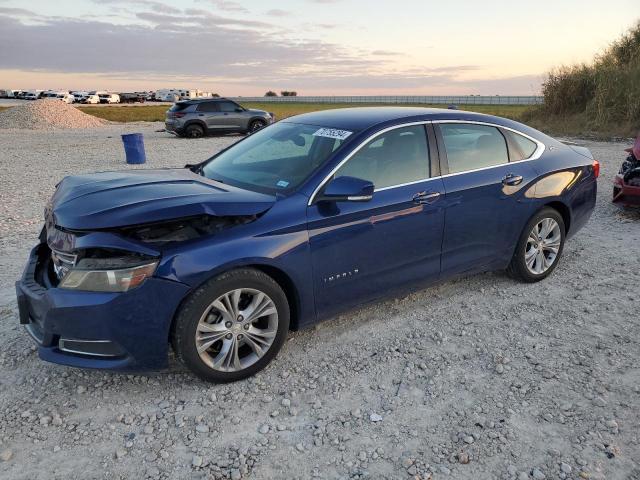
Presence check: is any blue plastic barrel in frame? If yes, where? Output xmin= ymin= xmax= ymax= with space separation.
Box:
xmin=121 ymin=133 xmax=146 ymax=164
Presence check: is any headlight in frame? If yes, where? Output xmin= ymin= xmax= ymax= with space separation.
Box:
xmin=59 ymin=259 xmax=158 ymax=292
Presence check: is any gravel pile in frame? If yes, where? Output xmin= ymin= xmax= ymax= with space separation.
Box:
xmin=0 ymin=99 xmax=106 ymax=130
xmin=0 ymin=125 xmax=639 ymax=479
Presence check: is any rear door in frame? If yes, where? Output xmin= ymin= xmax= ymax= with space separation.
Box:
xmin=435 ymin=122 xmax=541 ymax=275
xmin=196 ymin=101 xmax=225 ymax=130
xmin=307 ymin=124 xmax=445 ymax=318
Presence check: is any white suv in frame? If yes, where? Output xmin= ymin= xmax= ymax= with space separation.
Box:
xmin=57 ymin=93 xmax=75 ymax=104
xmin=99 ymin=94 xmax=120 ymax=104
xmin=82 ymin=95 xmax=100 ymax=104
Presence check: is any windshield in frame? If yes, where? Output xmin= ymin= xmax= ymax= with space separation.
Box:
xmin=202 ymin=122 xmax=353 ymax=194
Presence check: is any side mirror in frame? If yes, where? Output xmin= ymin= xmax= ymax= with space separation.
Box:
xmin=235 ymin=107 xmax=244 ymax=112
xmin=318 ymin=176 xmax=374 ymax=203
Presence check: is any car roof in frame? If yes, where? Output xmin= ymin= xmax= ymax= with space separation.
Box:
xmin=281 ymin=106 xmax=537 ymax=135
xmin=178 ymin=98 xmax=230 ymax=104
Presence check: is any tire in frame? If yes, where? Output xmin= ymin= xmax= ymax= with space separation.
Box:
xmin=184 ymin=124 xmax=205 ymax=139
xmin=172 ymin=268 xmax=290 ymax=382
xmin=507 ymin=207 xmax=566 ymax=283
xmin=248 ymin=119 xmax=266 ymax=133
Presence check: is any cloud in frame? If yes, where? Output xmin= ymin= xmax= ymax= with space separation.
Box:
xmin=136 ymin=10 xmax=273 ymax=29
xmin=0 ymin=6 xmax=39 ymax=16
xmin=196 ymin=0 xmax=248 ymax=13
xmin=371 ymin=50 xmax=402 ymax=56
xmin=266 ymin=9 xmax=290 ymax=17
xmin=0 ymin=8 xmax=541 ymax=94
xmin=0 ymin=11 xmax=368 ymax=80
xmin=95 ymin=0 xmax=182 ymax=15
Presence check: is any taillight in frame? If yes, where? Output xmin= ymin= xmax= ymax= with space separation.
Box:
xmin=592 ymin=160 xmax=600 ymax=179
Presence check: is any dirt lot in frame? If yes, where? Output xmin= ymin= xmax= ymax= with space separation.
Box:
xmin=0 ymin=124 xmax=639 ymax=480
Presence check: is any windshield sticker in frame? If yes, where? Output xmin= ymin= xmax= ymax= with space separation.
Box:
xmin=313 ymin=128 xmax=353 ymax=141
xmin=276 ymin=180 xmax=290 ymax=188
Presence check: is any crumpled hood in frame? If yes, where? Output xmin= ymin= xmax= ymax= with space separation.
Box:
xmin=47 ymin=168 xmax=276 ymax=230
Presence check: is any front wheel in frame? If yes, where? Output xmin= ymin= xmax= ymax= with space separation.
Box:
xmin=248 ymin=119 xmax=266 ymax=133
xmin=172 ymin=269 xmax=290 ymax=382
xmin=507 ymin=207 xmax=566 ymax=283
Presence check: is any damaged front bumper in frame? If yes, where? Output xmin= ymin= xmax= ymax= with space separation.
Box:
xmin=613 ymin=174 xmax=640 ymax=206
xmin=16 ymin=243 xmax=190 ymax=372
xmin=613 ymin=154 xmax=640 ymax=207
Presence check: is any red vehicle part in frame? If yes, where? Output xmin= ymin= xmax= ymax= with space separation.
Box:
xmin=613 ymin=133 xmax=640 ymax=207
xmin=613 ymin=173 xmax=640 ymax=206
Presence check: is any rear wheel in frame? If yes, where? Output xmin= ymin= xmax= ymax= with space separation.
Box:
xmin=507 ymin=207 xmax=566 ymax=282
xmin=172 ymin=269 xmax=290 ymax=382
xmin=184 ymin=124 xmax=205 ymax=139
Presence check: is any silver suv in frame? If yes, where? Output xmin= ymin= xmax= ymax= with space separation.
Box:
xmin=165 ymin=98 xmax=274 ymax=138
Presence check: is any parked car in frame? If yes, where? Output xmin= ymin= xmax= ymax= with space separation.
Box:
xmin=16 ymin=108 xmax=598 ymax=382
xmin=56 ymin=93 xmax=75 ymax=103
xmin=165 ymin=98 xmax=274 ymax=138
xmin=24 ymin=92 xmax=40 ymax=100
xmin=119 ymin=92 xmax=145 ymax=103
xmin=81 ymin=94 xmax=100 ymax=104
xmin=71 ymin=91 xmax=89 ymax=103
xmin=99 ymin=93 xmax=120 ymax=104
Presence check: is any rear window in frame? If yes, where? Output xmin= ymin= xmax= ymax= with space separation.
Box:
xmin=504 ymin=130 xmax=538 ymax=161
xmin=170 ymin=102 xmax=191 ymax=112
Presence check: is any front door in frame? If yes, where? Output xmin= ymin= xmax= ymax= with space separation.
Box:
xmin=217 ymin=101 xmax=246 ymax=130
xmin=307 ymin=124 xmax=445 ymax=319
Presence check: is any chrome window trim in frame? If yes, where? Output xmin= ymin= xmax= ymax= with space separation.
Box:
xmin=308 ymin=121 xmax=431 ymax=205
xmin=307 ymin=119 xmax=546 ymax=205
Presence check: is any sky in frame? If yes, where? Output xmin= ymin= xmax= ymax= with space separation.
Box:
xmin=0 ymin=0 xmax=637 ymax=96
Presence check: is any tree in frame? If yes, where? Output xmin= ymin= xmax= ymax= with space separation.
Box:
xmin=264 ymin=91 xmax=278 ymax=97
xmin=280 ymin=91 xmax=298 ymax=97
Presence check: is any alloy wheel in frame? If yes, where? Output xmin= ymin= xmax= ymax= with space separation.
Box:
xmin=250 ymin=121 xmax=265 ymax=132
xmin=195 ymin=288 xmax=278 ymax=372
xmin=524 ymin=217 xmax=561 ymax=275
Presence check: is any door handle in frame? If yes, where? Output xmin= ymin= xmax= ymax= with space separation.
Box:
xmin=413 ymin=191 xmax=441 ymax=204
xmin=502 ymin=174 xmax=523 ymax=186
xmin=198 ymin=114 xmax=204 ymax=116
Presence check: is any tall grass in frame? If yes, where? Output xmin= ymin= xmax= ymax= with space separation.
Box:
xmin=528 ymin=21 xmax=640 ymax=136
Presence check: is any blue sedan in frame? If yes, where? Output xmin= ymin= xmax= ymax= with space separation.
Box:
xmin=16 ymin=107 xmax=598 ymax=382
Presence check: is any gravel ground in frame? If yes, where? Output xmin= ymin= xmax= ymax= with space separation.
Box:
xmin=0 ymin=124 xmax=639 ymax=480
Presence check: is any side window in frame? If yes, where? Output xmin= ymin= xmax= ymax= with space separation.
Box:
xmin=504 ymin=130 xmax=538 ymax=161
xmin=196 ymin=102 xmax=219 ymax=113
xmin=219 ymin=101 xmax=239 ymax=112
xmin=440 ymin=124 xmax=509 ymax=174
xmin=335 ymin=125 xmax=429 ymax=189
